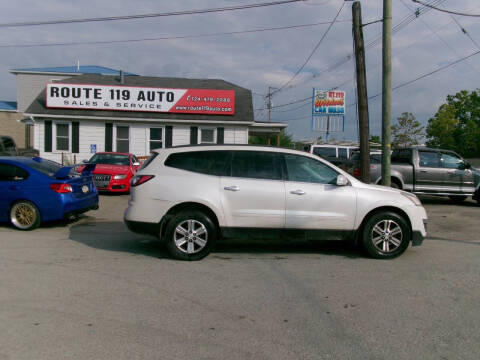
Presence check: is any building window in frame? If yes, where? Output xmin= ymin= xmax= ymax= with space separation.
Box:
xmin=150 ymin=128 xmax=163 ymax=151
xmin=116 ymin=126 xmax=129 ymax=153
xmin=199 ymin=128 xmax=216 ymax=144
xmin=56 ymin=123 xmax=69 ymax=151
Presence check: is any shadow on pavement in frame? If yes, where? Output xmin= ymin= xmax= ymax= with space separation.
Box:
xmin=69 ymin=221 xmax=364 ymax=259
xmin=418 ymin=195 xmax=478 ymax=207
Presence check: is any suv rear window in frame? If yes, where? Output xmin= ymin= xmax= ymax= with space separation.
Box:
xmin=165 ymin=151 xmax=230 ymax=176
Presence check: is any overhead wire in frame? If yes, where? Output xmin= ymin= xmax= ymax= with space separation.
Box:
xmin=261 ymin=0 xmax=445 ymax=111
xmin=0 ymin=0 xmax=306 ymax=28
xmin=272 ymin=0 xmax=346 ymax=94
xmin=0 ymin=19 xmax=351 ymax=49
xmin=412 ymin=0 xmax=480 ymax=17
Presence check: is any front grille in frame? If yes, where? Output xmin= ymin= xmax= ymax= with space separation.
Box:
xmin=93 ymin=174 xmax=111 ymax=188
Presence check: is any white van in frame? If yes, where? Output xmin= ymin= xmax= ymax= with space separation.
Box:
xmin=308 ymin=144 xmax=358 ymax=160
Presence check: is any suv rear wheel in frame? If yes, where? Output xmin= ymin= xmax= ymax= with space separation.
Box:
xmin=362 ymin=212 xmax=410 ymax=259
xmin=165 ymin=211 xmax=217 ymax=260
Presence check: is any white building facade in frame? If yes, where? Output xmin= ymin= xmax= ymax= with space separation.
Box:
xmin=22 ymin=72 xmax=281 ymax=164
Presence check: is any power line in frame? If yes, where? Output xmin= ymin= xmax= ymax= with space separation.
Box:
xmin=273 ymin=0 xmax=446 ymax=94
xmin=273 ymin=1 xmax=345 ymax=94
xmin=0 ymin=0 xmax=306 ymax=28
xmin=346 ymin=49 xmax=480 ymax=107
xmin=412 ymin=0 xmax=480 ymax=17
xmin=0 ymin=19 xmax=350 ymax=49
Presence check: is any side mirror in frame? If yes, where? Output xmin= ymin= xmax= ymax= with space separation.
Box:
xmin=458 ymin=162 xmax=471 ymax=170
xmin=82 ymin=159 xmax=89 ymax=164
xmin=336 ymin=174 xmax=349 ymax=186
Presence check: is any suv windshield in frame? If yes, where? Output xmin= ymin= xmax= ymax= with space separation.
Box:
xmin=89 ymin=154 xmax=130 ymax=166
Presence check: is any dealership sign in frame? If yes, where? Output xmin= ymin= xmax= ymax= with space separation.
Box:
xmin=312 ymin=89 xmax=345 ymax=115
xmin=46 ymin=83 xmax=235 ymax=115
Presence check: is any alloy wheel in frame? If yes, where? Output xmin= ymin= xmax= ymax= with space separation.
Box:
xmin=371 ymin=219 xmax=403 ymax=253
xmin=174 ymin=219 xmax=208 ymax=254
xmin=11 ymin=202 xmax=37 ymax=230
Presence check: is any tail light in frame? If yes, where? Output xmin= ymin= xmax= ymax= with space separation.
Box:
xmin=353 ymin=168 xmax=361 ymax=177
xmin=131 ymin=175 xmax=155 ymax=187
xmin=50 ymin=183 xmax=73 ymax=193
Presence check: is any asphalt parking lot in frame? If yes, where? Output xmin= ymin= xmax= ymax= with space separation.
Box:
xmin=0 ymin=194 xmax=479 ymax=360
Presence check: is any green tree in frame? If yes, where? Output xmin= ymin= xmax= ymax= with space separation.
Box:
xmin=391 ymin=112 xmax=424 ymax=148
xmin=249 ymin=130 xmax=294 ymax=148
xmin=425 ymin=104 xmax=457 ymax=150
xmin=426 ymin=89 xmax=480 ymax=156
xmin=369 ymin=135 xmax=381 ymax=145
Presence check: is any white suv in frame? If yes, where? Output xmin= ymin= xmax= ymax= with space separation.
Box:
xmin=125 ymin=145 xmax=427 ymax=260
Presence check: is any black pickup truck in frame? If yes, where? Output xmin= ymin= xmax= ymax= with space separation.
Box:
xmin=0 ymin=135 xmax=39 ymax=157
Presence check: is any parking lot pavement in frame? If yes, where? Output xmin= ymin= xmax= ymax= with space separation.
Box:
xmin=0 ymin=195 xmax=479 ymax=360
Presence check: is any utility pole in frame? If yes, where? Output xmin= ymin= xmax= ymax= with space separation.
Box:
xmin=381 ymin=0 xmax=392 ymax=186
xmin=267 ymin=86 xmax=274 ymax=122
xmin=352 ymin=1 xmax=370 ymax=183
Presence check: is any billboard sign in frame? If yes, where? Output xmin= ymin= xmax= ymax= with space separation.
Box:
xmin=46 ymin=83 xmax=235 ymax=115
xmin=313 ymin=90 xmax=345 ymax=115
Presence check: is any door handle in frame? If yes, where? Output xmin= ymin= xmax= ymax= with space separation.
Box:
xmin=420 ymin=170 xmax=428 ymax=173
xmin=290 ymin=189 xmax=306 ymax=195
xmin=224 ymin=185 xmax=240 ymax=192
xmin=447 ymin=170 xmax=455 ymax=174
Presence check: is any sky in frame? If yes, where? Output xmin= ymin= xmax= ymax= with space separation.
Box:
xmin=0 ymin=0 xmax=479 ymax=142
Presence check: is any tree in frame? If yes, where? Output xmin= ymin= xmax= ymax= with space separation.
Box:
xmin=249 ymin=130 xmax=294 ymax=148
xmin=425 ymin=104 xmax=457 ymax=150
xmin=369 ymin=135 xmax=381 ymax=145
xmin=426 ymin=89 xmax=480 ymax=157
xmin=391 ymin=112 xmax=424 ymax=148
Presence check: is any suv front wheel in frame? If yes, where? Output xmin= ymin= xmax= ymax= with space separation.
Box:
xmin=165 ymin=211 xmax=217 ymax=261
xmin=362 ymin=212 xmax=410 ymax=259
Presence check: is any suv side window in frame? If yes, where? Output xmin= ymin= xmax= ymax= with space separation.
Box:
xmin=391 ymin=149 xmax=412 ymax=164
xmin=165 ymin=151 xmax=230 ymax=176
xmin=0 ymin=163 xmax=29 ymax=181
xmin=442 ymin=152 xmax=463 ymax=169
xmin=230 ymin=151 xmax=282 ymax=180
xmin=338 ymin=148 xmax=348 ymax=159
xmin=418 ymin=151 xmax=441 ymax=168
xmin=283 ymin=154 xmax=338 ymax=184
xmin=313 ymin=147 xmax=337 ymax=158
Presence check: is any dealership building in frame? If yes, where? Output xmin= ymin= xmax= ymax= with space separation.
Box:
xmin=2 ymin=66 xmax=286 ymax=163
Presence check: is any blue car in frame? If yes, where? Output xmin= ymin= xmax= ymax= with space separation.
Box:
xmin=0 ymin=157 xmax=99 ymax=230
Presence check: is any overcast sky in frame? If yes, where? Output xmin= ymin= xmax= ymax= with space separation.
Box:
xmin=0 ymin=0 xmax=479 ymax=142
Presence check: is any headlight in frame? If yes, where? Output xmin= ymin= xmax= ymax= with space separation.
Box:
xmin=401 ymin=192 xmax=422 ymax=206
xmin=113 ymin=174 xmax=127 ymax=180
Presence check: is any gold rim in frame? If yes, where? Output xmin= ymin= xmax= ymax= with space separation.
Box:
xmin=11 ymin=203 xmax=36 ymax=229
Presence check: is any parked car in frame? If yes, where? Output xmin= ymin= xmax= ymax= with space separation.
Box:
xmin=124 ymin=145 xmax=427 ymax=260
xmin=350 ymin=147 xmax=480 ymax=203
xmin=0 ymin=135 xmax=38 ymax=157
xmin=0 ymin=157 xmax=98 ymax=230
xmin=81 ymin=152 xmax=140 ymax=193
xmin=306 ymin=144 xmax=358 ymax=169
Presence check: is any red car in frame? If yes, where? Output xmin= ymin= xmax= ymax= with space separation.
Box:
xmin=82 ymin=152 xmax=140 ymax=193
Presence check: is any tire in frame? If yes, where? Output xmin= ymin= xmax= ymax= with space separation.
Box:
xmin=10 ymin=200 xmax=41 ymax=231
xmin=448 ymin=195 xmax=467 ymax=203
xmin=362 ymin=212 xmax=411 ymax=259
xmin=390 ymin=180 xmax=400 ymax=189
xmin=164 ymin=211 xmax=217 ymax=261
